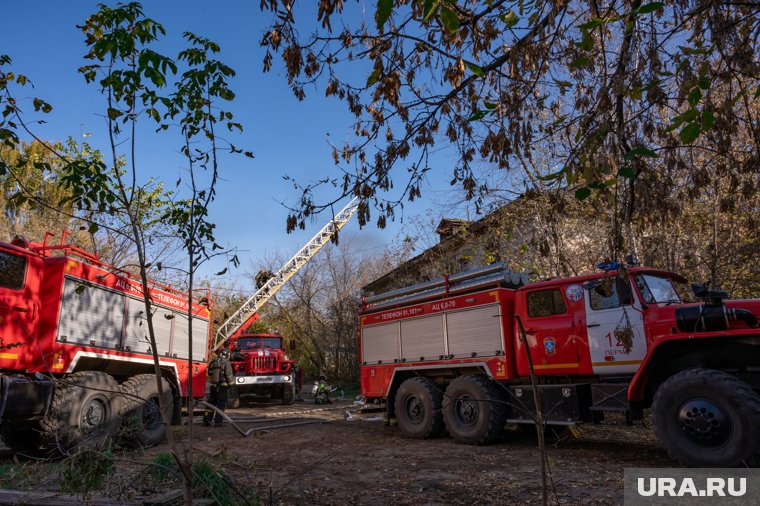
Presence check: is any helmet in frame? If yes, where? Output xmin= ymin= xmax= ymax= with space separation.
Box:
xmin=218 ymin=348 xmax=230 ymax=358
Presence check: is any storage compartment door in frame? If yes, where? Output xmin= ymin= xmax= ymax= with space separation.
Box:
xmin=57 ymin=278 xmax=124 ymax=348
xmin=172 ymin=314 xmax=209 ymax=362
xmin=124 ymin=298 xmax=173 ymax=356
xmin=361 ymin=322 xmax=399 ymax=365
xmin=446 ymin=304 xmax=504 ymax=358
xmin=400 ymin=314 xmax=445 ymax=361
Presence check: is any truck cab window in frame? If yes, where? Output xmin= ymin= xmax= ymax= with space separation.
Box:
xmin=589 ymin=277 xmax=631 ymax=310
xmin=0 ymin=252 xmax=27 ymax=290
xmin=527 ymin=289 xmax=567 ymax=317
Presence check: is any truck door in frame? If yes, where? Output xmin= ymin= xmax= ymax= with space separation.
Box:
xmin=0 ymin=248 xmax=40 ymax=362
xmin=584 ymin=275 xmax=646 ymax=375
xmin=519 ymin=287 xmax=579 ymax=375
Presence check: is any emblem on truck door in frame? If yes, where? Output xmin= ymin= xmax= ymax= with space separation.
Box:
xmin=565 ymin=284 xmax=583 ymax=302
xmin=544 ymin=336 xmax=556 ymax=356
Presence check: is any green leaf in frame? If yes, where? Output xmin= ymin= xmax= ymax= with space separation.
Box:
xmin=422 ymin=0 xmax=439 ymax=21
xmin=107 ymin=108 xmax=123 ymax=120
xmin=366 ymin=67 xmax=382 ymax=87
xmin=687 ymin=87 xmax=702 ymax=107
xmin=578 ymin=18 xmax=606 ymax=30
xmin=467 ymin=63 xmax=485 ymax=77
xmin=538 ymin=168 xmax=566 ymax=181
xmin=499 ymin=10 xmax=519 ymax=28
xmin=32 ymin=98 xmax=52 ymax=113
xmin=679 ymin=122 xmax=701 ymax=144
xmin=629 ymin=86 xmax=643 ymax=100
xmin=575 ymin=187 xmax=592 ymax=200
xmin=440 ymin=6 xmax=460 ymax=33
xmin=698 ymin=75 xmax=711 ymax=91
xmin=754 ymin=86 xmax=760 ymax=98
xmin=376 ymin=0 xmax=393 ymax=29
xmin=618 ymin=166 xmax=636 ymax=178
xmin=701 ymin=110 xmax=715 ymax=131
xmin=624 ymin=147 xmax=658 ymax=160
xmin=519 ymin=243 xmax=529 ymax=254
xmin=570 ymin=57 xmax=589 ymax=68
xmin=468 ymin=110 xmax=486 ymax=122
xmin=577 ymin=29 xmax=593 ymax=51
xmin=87 ymin=223 xmax=99 ymax=235
xmin=666 ymin=109 xmax=698 ymax=131
xmin=635 ymin=2 xmax=664 ymax=14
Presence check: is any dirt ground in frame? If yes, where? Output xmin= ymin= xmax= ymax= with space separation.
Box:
xmin=0 ymin=396 xmax=677 ymax=505
xmin=176 ymin=397 xmax=673 ymax=505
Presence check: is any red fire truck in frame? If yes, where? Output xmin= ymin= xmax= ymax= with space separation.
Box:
xmin=0 ymin=234 xmax=212 ymax=452
xmin=359 ymin=263 xmax=760 ymax=467
xmin=211 ymin=197 xmax=359 ymax=407
xmin=226 ymin=331 xmax=297 ymax=407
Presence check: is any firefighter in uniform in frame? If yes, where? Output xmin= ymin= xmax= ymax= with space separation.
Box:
xmin=203 ymin=348 xmax=234 ymax=426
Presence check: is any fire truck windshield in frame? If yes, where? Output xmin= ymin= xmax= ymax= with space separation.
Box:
xmin=237 ymin=336 xmax=283 ymax=350
xmin=634 ymin=274 xmax=681 ymax=304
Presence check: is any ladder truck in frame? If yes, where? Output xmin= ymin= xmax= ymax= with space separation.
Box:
xmin=360 ymin=262 xmax=760 ymax=467
xmin=0 ymin=233 xmax=212 ymax=453
xmin=215 ymin=198 xmax=359 ymax=407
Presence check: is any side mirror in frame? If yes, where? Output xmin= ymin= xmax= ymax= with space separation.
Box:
xmin=290 ymin=339 xmax=296 ymax=351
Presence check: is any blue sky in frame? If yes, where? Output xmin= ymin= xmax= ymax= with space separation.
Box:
xmin=0 ymin=1 xmax=476 ymax=285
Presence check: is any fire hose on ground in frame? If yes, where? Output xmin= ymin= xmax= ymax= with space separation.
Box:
xmin=196 ymin=401 xmax=335 ymax=437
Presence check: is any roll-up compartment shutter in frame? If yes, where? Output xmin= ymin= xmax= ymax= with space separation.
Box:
xmin=446 ymin=304 xmax=504 ymax=358
xmin=361 ymin=322 xmax=399 ymax=364
xmin=400 ymin=314 xmax=445 ymax=361
xmin=57 ymin=277 xmax=125 ymax=349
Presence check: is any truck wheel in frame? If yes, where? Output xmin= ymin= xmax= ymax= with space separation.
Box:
xmin=652 ymin=368 xmax=760 ymax=467
xmin=282 ymin=384 xmax=296 ymax=405
xmin=443 ymin=375 xmax=507 ymax=445
xmin=39 ymin=371 xmax=122 ymax=453
xmin=228 ymin=397 xmax=240 ymax=409
xmin=394 ymin=377 xmax=445 ymax=438
xmin=118 ymin=374 xmax=174 ymax=448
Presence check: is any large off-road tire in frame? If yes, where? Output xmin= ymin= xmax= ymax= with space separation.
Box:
xmin=394 ymin=377 xmax=445 ymax=439
xmin=443 ymin=375 xmax=507 ymax=445
xmin=118 ymin=374 xmax=174 ymax=448
xmin=282 ymin=384 xmax=296 ymax=405
xmin=1 ymin=420 xmax=42 ymax=454
xmin=39 ymin=371 xmax=122 ymax=454
xmin=652 ymin=368 xmax=760 ymax=467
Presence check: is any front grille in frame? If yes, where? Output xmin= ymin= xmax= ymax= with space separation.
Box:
xmin=250 ymin=356 xmax=277 ymax=372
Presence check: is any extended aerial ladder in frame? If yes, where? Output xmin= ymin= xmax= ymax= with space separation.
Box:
xmin=212 ymin=198 xmax=360 ymax=351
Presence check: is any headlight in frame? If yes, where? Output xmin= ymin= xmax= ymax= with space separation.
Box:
xmin=237 ymin=377 xmax=245 ymax=384
xmin=283 ymin=376 xmax=291 ymax=382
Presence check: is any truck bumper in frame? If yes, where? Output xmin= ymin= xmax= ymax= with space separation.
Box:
xmin=233 ymin=374 xmax=294 ymax=386
xmin=0 ymin=375 xmax=54 ymax=421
